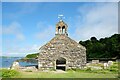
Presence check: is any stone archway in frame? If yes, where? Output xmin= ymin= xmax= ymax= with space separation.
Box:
xmin=56 ymin=57 xmax=66 ymax=71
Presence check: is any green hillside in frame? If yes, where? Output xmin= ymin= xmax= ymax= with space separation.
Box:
xmin=25 ymin=53 xmax=39 ymax=58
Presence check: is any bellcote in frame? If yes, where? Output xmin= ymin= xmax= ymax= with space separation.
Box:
xmin=55 ymin=20 xmax=68 ymax=36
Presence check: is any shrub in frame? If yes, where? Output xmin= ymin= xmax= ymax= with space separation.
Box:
xmin=66 ymin=69 xmax=74 ymax=72
xmin=50 ymin=68 xmax=56 ymax=71
xmin=25 ymin=70 xmax=32 ymax=72
xmin=108 ymin=62 xmax=118 ymax=73
xmin=2 ymin=69 xmax=19 ymax=78
xmin=71 ymin=68 xmax=78 ymax=71
xmin=85 ymin=67 xmax=92 ymax=71
xmin=66 ymin=68 xmax=83 ymax=72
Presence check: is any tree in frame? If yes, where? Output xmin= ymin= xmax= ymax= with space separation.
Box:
xmin=90 ymin=37 xmax=98 ymax=43
xmin=79 ymin=34 xmax=120 ymax=59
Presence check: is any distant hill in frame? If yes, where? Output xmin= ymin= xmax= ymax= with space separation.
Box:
xmin=25 ymin=53 xmax=39 ymax=58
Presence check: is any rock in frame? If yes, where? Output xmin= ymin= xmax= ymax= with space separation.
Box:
xmin=91 ymin=66 xmax=102 ymax=70
xmin=116 ymin=59 xmax=120 ymax=62
xmin=92 ymin=60 xmax=99 ymax=64
xmin=19 ymin=66 xmax=38 ymax=72
xmin=11 ymin=61 xmax=20 ymax=70
xmin=104 ymin=63 xmax=108 ymax=69
xmin=108 ymin=61 xmax=113 ymax=66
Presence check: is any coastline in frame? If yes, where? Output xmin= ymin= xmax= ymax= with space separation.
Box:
xmin=0 ymin=67 xmax=10 ymax=70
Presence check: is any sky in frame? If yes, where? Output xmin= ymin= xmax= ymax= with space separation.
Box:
xmin=1 ymin=2 xmax=118 ymax=57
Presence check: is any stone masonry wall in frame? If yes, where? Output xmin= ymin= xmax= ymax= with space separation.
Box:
xmin=38 ymin=35 xmax=86 ymax=71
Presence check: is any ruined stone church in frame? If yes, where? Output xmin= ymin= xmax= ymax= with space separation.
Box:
xmin=38 ymin=20 xmax=86 ymax=71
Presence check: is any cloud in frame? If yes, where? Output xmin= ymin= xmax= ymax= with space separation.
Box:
xmin=35 ymin=22 xmax=55 ymax=44
xmin=19 ymin=3 xmax=39 ymax=14
xmin=16 ymin=34 xmax=25 ymax=41
xmin=17 ymin=44 xmax=40 ymax=53
xmin=37 ymin=21 xmax=50 ymax=30
xmin=2 ymin=22 xmax=25 ymax=40
xmin=2 ymin=21 xmax=55 ymax=57
xmin=2 ymin=44 xmax=40 ymax=57
xmin=71 ymin=3 xmax=118 ymax=41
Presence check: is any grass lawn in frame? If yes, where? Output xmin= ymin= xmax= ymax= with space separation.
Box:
xmin=0 ymin=70 xmax=1 ymax=78
xmin=1 ymin=62 xmax=119 ymax=78
xmin=13 ymin=71 xmax=118 ymax=78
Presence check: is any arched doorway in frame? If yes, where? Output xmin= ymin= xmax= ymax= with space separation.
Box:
xmin=56 ymin=57 xmax=66 ymax=71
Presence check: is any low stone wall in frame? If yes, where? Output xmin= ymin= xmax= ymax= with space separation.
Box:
xmin=19 ymin=66 xmax=38 ymax=72
xmin=86 ymin=60 xmax=114 ymax=70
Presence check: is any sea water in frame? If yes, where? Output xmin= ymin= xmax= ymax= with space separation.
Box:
xmin=0 ymin=57 xmax=38 ymax=68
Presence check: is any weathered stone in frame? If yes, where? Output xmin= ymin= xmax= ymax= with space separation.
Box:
xmin=92 ymin=60 xmax=99 ymax=64
xmin=104 ymin=63 xmax=108 ymax=69
xmin=108 ymin=61 xmax=113 ymax=66
xmin=38 ymin=20 xmax=86 ymax=71
xmin=11 ymin=61 xmax=20 ymax=70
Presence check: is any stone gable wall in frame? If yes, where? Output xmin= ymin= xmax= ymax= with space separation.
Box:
xmin=38 ymin=46 xmax=86 ymax=70
xmin=38 ymin=35 xmax=86 ymax=70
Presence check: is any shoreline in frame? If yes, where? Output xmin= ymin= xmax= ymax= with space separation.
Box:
xmin=0 ymin=67 xmax=10 ymax=69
